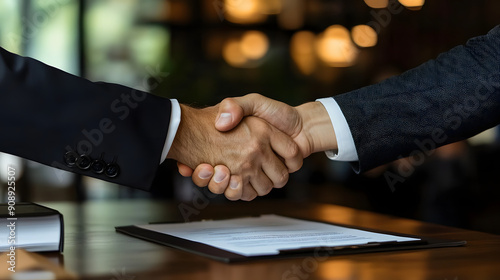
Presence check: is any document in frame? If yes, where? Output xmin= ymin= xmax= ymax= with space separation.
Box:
xmin=137 ymin=214 xmax=419 ymax=257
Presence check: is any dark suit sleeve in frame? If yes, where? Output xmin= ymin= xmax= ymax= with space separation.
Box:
xmin=0 ymin=47 xmax=172 ymax=191
xmin=334 ymin=25 xmax=500 ymax=173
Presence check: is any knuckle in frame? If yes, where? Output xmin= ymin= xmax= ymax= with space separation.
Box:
xmin=251 ymin=138 xmax=267 ymax=153
xmin=247 ymin=93 xmax=262 ymax=99
xmin=275 ymin=172 xmax=289 ymax=188
xmin=288 ymin=142 xmax=300 ymax=159
xmin=240 ymin=161 xmax=253 ymax=172
xmin=221 ymin=97 xmax=234 ymax=105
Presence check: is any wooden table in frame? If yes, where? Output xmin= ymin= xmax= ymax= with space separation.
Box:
xmin=42 ymin=199 xmax=500 ymax=280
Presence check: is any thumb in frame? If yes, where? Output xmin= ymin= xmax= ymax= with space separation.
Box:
xmin=215 ymin=93 xmax=265 ymax=132
xmin=216 ymin=93 xmax=301 ymax=137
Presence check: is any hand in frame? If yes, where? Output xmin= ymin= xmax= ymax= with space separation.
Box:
xmin=168 ymin=104 xmax=303 ymax=201
xmin=178 ymin=94 xmax=338 ymax=199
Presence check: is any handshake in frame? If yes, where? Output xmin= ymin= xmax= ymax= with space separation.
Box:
xmin=167 ymin=93 xmax=338 ymax=201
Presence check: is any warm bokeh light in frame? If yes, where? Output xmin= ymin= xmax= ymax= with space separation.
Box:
xmin=223 ymin=31 xmax=269 ymax=68
xmin=316 ymin=25 xmax=358 ymax=67
xmin=290 ymin=31 xmax=316 ymax=75
xmin=398 ymin=0 xmax=425 ymax=9
xmin=258 ymin=0 xmax=282 ymax=14
xmin=240 ymin=31 xmax=269 ymax=60
xmin=278 ymin=0 xmax=304 ymax=30
xmin=222 ymin=38 xmax=248 ymax=67
xmin=364 ymin=0 xmax=389 ymax=9
xmin=317 ymin=261 xmax=355 ymax=280
xmin=225 ymin=0 xmax=267 ymax=24
xmin=351 ymin=25 xmax=378 ymax=47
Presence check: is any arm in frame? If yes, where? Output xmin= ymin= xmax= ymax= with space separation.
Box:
xmin=335 ymin=24 xmax=500 ymax=172
xmin=0 ymin=47 xmax=303 ymax=195
xmin=0 ymin=47 xmax=171 ymax=190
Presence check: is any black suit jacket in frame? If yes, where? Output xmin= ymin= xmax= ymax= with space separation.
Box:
xmin=335 ymin=25 xmax=500 ymax=173
xmin=0 ymin=47 xmax=172 ymax=191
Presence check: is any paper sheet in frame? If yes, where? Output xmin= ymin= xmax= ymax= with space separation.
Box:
xmin=138 ymin=215 xmax=419 ymax=257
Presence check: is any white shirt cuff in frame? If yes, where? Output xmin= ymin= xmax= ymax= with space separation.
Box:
xmin=160 ymin=99 xmax=181 ymax=164
xmin=316 ymin=97 xmax=359 ymax=162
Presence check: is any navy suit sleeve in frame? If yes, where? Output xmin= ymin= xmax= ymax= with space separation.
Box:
xmin=334 ymin=25 xmax=500 ymax=173
xmin=0 ymin=47 xmax=172 ymax=191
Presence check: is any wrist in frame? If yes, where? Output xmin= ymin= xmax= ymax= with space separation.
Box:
xmin=295 ymin=101 xmax=338 ymax=155
xmin=167 ymin=104 xmax=189 ymax=162
xmin=167 ymin=105 xmax=209 ymax=167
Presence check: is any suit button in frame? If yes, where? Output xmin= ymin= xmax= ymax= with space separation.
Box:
xmin=64 ymin=151 xmax=78 ymax=167
xmin=76 ymin=155 xmax=92 ymax=170
xmin=91 ymin=159 xmax=106 ymax=174
xmin=104 ymin=163 xmax=120 ymax=178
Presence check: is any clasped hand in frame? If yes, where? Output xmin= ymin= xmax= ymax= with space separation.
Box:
xmin=167 ymin=99 xmax=303 ymax=201
xmin=171 ymin=94 xmax=337 ymax=201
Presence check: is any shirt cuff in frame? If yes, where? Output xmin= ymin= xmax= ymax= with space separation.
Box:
xmin=316 ymin=97 xmax=359 ymax=162
xmin=160 ymin=99 xmax=181 ymax=164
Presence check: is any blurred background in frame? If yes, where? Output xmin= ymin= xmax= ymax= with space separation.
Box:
xmin=0 ymin=0 xmax=499 ymax=233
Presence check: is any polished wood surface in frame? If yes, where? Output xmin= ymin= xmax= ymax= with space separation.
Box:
xmin=42 ymin=199 xmax=500 ymax=280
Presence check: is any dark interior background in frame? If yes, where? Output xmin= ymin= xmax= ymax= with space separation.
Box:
xmin=0 ymin=0 xmax=499 ymax=234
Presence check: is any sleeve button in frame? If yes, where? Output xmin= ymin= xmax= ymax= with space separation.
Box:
xmin=91 ymin=159 xmax=106 ymax=174
xmin=76 ymin=155 xmax=92 ymax=170
xmin=64 ymin=151 xmax=79 ymax=167
xmin=104 ymin=163 xmax=120 ymax=178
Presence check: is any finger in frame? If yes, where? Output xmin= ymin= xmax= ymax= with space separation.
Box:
xmin=207 ymin=165 xmax=231 ymax=194
xmin=216 ymin=93 xmax=300 ymax=137
xmin=261 ymin=157 xmax=289 ymax=189
xmin=191 ymin=164 xmax=215 ymax=187
xmin=216 ymin=93 xmax=275 ymax=131
xmin=240 ymin=182 xmax=258 ymax=201
xmin=269 ymin=127 xmax=303 ymax=173
xmin=224 ymin=175 xmax=243 ymax=201
xmin=248 ymin=169 xmax=274 ymax=197
xmin=215 ymin=98 xmax=245 ymax=132
xmin=177 ymin=162 xmax=194 ymax=177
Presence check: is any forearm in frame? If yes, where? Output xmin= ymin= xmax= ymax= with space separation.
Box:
xmin=335 ymin=25 xmax=500 ymax=172
xmin=0 ymin=47 xmax=171 ymax=190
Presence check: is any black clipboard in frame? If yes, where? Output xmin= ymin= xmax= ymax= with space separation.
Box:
xmin=115 ymin=215 xmax=466 ymax=263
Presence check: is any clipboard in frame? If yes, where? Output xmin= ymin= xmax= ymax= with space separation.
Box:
xmin=115 ymin=215 xmax=466 ymax=263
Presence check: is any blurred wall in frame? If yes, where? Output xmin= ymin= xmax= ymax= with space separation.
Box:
xmin=0 ymin=0 xmax=499 ymax=233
